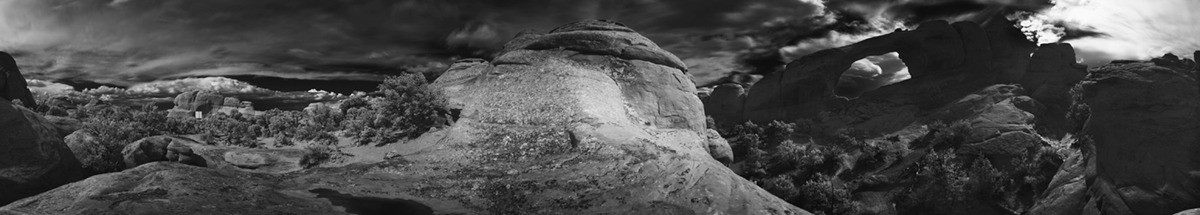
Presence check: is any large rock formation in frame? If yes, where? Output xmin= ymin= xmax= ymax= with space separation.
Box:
xmin=705 ymin=20 xmax=1086 ymax=136
xmin=167 ymin=90 xmax=254 ymax=118
xmin=929 ymin=84 xmax=1049 ymax=165
xmin=0 ymin=51 xmax=35 ymax=108
xmin=1029 ymin=61 xmax=1200 ymax=214
xmin=0 ymin=99 xmax=84 ymax=205
xmin=3 ymin=20 xmax=806 ymax=214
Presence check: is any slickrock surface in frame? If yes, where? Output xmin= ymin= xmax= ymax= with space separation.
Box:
xmin=2 ymin=20 xmax=807 ymax=215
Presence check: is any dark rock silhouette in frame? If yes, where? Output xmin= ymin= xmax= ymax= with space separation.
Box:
xmin=0 ymin=51 xmax=35 ymax=108
xmin=1029 ymin=61 xmax=1200 ymax=214
xmin=705 ymin=20 xmax=1086 ymax=137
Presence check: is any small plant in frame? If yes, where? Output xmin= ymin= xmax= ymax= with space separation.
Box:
xmin=301 ymin=144 xmax=339 ymax=168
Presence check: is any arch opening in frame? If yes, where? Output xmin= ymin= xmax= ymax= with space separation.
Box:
xmin=834 ymin=52 xmax=911 ymax=99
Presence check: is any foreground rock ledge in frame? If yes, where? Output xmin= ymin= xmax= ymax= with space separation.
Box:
xmin=1 ymin=20 xmax=807 ymax=215
xmin=1029 ymin=62 xmax=1200 ymax=215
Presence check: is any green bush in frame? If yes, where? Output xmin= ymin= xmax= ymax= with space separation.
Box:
xmin=343 ymin=74 xmax=450 ymax=145
xmin=300 ymin=144 xmax=339 ymax=168
xmin=895 ymin=150 xmax=970 ymax=214
xmin=797 ymin=174 xmax=858 ymax=215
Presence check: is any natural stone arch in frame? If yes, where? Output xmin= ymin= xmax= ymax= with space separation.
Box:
xmin=739 ymin=20 xmax=996 ymax=122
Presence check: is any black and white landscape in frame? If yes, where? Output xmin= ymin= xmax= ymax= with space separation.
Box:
xmin=0 ymin=0 xmax=1198 ymax=214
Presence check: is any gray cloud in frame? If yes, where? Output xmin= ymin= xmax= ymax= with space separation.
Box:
xmin=0 ymin=0 xmax=833 ymax=86
xmin=0 ymin=0 xmax=1187 ymax=89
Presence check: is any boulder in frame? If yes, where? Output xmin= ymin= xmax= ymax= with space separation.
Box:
xmin=42 ymin=115 xmax=82 ymax=137
xmin=0 ymin=51 xmax=35 ymax=108
xmin=1179 ymin=208 xmax=1200 ymax=215
xmin=121 ymin=136 xmax=208 ymax=169
xmin=704 ymin=83 xmax=747 ymax=124
xmin=1029 ymin=62 xmax=1200 ymax=214
xmin=222 ymin=97 xmax=241 ymax=107
xmin=0 ymin=99 xmax=84 ymax=205
xmin=206 ymin=147 xmax=311 ymax=174
xmin=4 ymin=20 xmax=806 ymax=214
xmin=64 ymin=130 xmax=114 ymax=173
xmin=120 ymin=135 xmax=311 ymax=174
xmin=705 ymin=129 xmax=735 ymax=164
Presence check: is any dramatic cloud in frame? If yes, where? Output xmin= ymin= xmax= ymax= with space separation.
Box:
xmin=0 ymin=0 xmax=829 ymax=87
xmin=1034 ymin=0 xmax=1200 ymax=65
xmin=0 ymin=0 xmax=1190 ymax=89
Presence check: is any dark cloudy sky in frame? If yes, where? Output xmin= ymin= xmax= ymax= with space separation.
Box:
xmin=0 ymin=0 xmax=1194 ymax=87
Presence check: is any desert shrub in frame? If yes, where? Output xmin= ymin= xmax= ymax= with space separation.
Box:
xmin=196 ymin=114 xmax=262 ymax=147
xmin=70 ymin=104 xmax=187 ymax=173
xmin=255 ymin=109 xmax=303 ymax=137
xmin=720 ymin=121 xmax=798 ymax=162
xmin=300 ymin=144 xmax=338 ymax=168
xmin=895 ymin=150 xmax=971 ymax=214
xmin=797 ymin=174 xmax=858 ymax=215
xmin=338 ymin=96 xmax=370 ymax=112
xmin=30 ymin=91 xmax=96 ymax=116
xmin=344 ymin=74 xmax=450 ymax=145
xmin=759 ymin=175 xmax=799 ymax=201
xmin=306 ymin=104 xmax=343 ymax=130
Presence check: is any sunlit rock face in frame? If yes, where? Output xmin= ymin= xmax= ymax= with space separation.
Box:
xmin=1029 ymin=61 xmax=1200 ymax=215
xmin=420 ymin=19 xmax=803 ymax=214
xmin=2 ymin=20 xmax=806 ymax=215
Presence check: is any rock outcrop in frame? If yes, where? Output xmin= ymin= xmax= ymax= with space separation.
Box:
xmin=0 ymin=162 xmax=347 ymax=215
xmin=706 ymin=20 xmax=1085 ymax=136
xmin=1029 ymin=61 xmax=1200 ymax=214
xmin=930 ymin=84 xmax=1049 ymax=166
xmin=119 ymin=135 xmax=311 ymax=174
xmin=43 ymin=115 xmax=81 ymax=138
xmin=167 ymin=90 xmax=254 ymax=118
xmin=0 ymin=99 xmax=84 ymax=205
xmin=0 ymin=51 xmax=35 ymax=108
xmin=63 ymin=130 xmax=110 ymax=173
xmin=3 ymin=20 xmax=806 ymax=214
xmin=122 ymin=136 xmax=209 ymax=169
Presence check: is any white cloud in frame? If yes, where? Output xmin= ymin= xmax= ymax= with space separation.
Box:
xmin=1045 ymin=0 xmax=1200 ymax=64
xmin=126 ymin=77 xmax=275 ymax=95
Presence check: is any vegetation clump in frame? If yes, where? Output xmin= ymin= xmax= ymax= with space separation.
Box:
xmin=32 ymin=74 xmax=451 ymax=173
xmin=714 ymin=118 xmax=1061 ymax=215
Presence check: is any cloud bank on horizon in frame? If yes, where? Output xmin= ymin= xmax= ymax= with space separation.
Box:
xmin=0 ymin=0 xmax=1192 ymax=88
